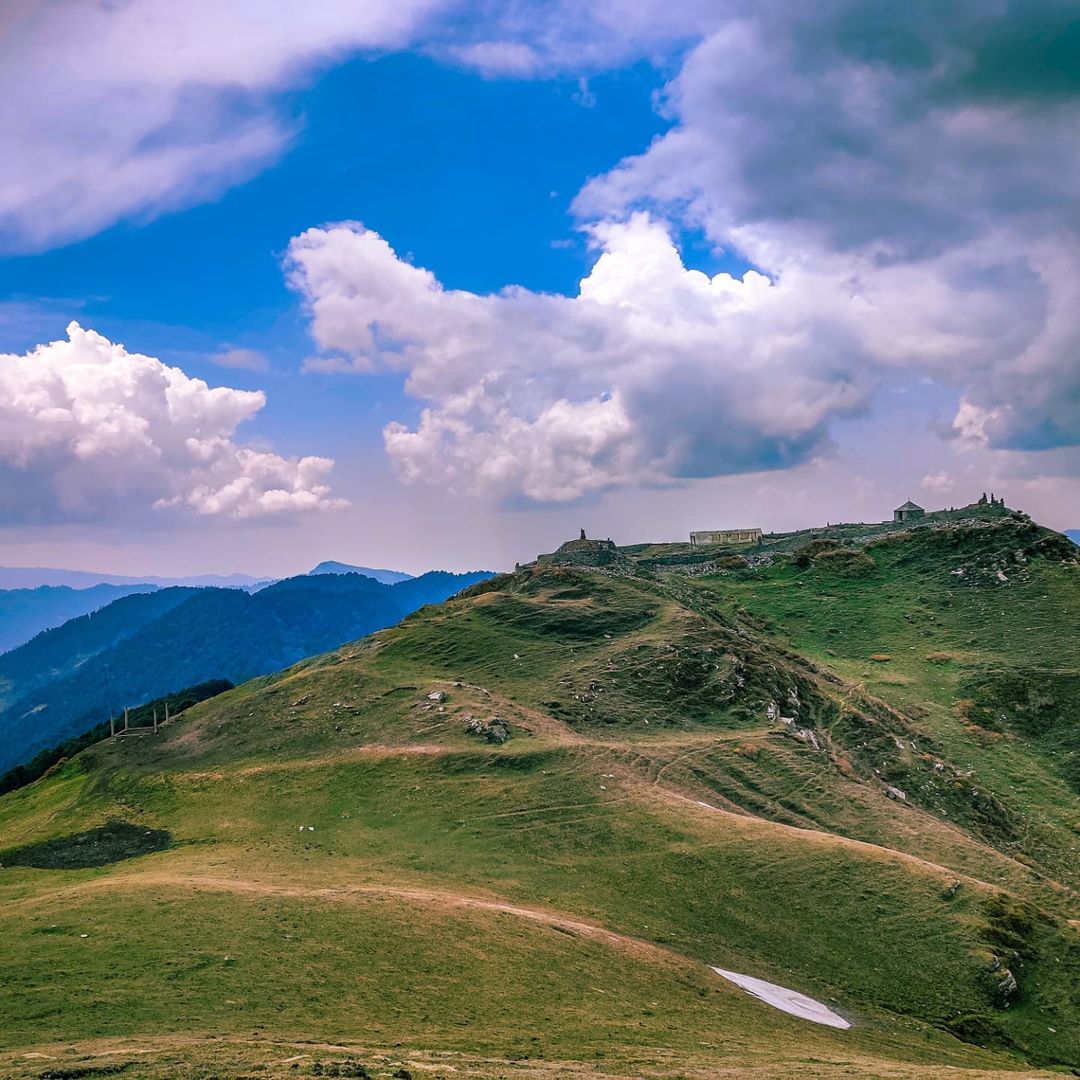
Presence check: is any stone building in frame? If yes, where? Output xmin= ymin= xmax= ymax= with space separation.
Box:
xmin=689 ymin=528 xmax=763 ymax=547
xmin=893 ymin=500 xmax=925 ymax=523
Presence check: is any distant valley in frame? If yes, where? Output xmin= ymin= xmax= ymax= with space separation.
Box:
xmin=0 ymin=560 xmax=421 ymax=655
xmin=0 ymin=582 xmax=159 ymax=654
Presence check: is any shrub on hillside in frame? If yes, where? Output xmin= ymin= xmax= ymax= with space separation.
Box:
xmin=792 ymin=537 xmax=839 ymax=566
xmin=714 ymin=554 xmax=750 ymax=570
xmin=811 ymin=548 xmax=877 ymax=576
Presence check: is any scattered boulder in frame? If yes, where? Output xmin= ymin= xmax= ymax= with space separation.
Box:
xmin=790 ymin=727 xmax=822 ymax=751
xmin=464 ymin=715 xmax=511 ymax=744
xmin=309 ymin=1061 xmax=370 ymax=1078
xmin=987 ymin=960 xmax=1019 ymax=1007
xmin=427 ymin=690 xmax=447 ymax=704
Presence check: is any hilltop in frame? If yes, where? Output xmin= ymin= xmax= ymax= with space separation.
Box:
xmin=0 ymin=509 xmax=1078 ymax=1078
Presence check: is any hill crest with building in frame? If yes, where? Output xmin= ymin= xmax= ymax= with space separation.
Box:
xmin=533 ymin=494 xmax=1024 ymax=572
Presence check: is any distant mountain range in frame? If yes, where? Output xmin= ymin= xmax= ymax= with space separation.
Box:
xmin=0 ymin=583 xmax=159 ymax=654
xmin=0 ymin=569 xmax=493 ymax=773
xmin=0 ymin=561 xmax=417 ymax=590
xmin=1068 ymin=530 xmax=1080 ymax=546
xmin=0 ymin=561 xmax=418 ymax=654
xmin=0 ymin=565 xmax=270 ymax=590
xmin=308 ymin=561 xmax=413 ymax=584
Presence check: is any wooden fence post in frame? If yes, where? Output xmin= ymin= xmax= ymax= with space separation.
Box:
xmin=153 ymin=707 xmax=158 ymax=733
xmin=123 ymin=707 xmax=129 ymax=733
xmin=109 ymin=714 xmax=115 ymax=738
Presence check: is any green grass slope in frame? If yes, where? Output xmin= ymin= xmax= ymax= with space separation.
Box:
xmin=1 ymin=514 xmax=1078 ymax=1078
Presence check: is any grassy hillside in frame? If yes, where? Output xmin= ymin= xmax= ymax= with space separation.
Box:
xmin=0 ymin=571 xmax=492 ymax=774
xmin=1 ymin=512 xmax=1078 ymax=1078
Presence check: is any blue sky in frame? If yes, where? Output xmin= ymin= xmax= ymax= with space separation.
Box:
xmin=0 ymin=52 xmax=673 ymax=472
xmin=0 ymin=3 xmax=1077 ymax=576
xmin=0 ymin=55 xmax=667 ymax=356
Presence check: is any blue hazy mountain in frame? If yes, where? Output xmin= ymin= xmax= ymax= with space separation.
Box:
xmin=1068 ymin=530 xmax=1079 ymax=546
xmin=0 ymin=583 xmax=160 ymax=654
xmin=308 ymin=560 xmax=413 ymax=584
xmin=0 ymin=565 xmax=270 ymax=589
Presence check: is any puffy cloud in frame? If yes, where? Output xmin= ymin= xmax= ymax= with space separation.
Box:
xmin=281 ymin=2 xmax=1080 ymax=504
xmin=444 ymin=40 xmax=542 ymax=76
xmin=921 ymin=472 xmax=955 ymax=495
xmin=576 ymin=1 xmax=1080 ymax=464
xmin=1 ymin=0 xmax=724 ymax=254
xmin=212 ymin=347 xmax=271 ymax=372
xmin=0 ymin=0 xmax=446 ymax=252
xmin=0 ymin=323 xmax=347 ymax=523
xmin=431 ymin=0 xmax=725 ymax=74
xmin=287 ymin=214 xmax=873 ymax=503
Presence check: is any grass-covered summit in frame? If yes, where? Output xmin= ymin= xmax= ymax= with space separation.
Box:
xmin=1 ymin=508 xmax=1078 ymax=1078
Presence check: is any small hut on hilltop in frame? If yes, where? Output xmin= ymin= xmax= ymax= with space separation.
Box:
xmin=893 ymin=500 xmax=926 ymax=523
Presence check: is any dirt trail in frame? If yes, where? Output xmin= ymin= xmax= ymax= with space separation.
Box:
xmin=10 ymin=868 xmax=684 ymax=967
xmin=0 ymin=1031 xmax=1052 ymax=1080
xmin=174 ymin=730 xmax=767 ymax=783
xmin=653 ymin=787 xmax=1000 ymax=892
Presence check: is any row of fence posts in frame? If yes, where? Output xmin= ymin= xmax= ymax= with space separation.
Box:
xmin=109 ymin=701 xmax=170 ymax=738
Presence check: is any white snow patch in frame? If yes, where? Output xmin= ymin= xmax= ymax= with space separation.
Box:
xmin=711 ymin=967 xmax=851 ymax=1029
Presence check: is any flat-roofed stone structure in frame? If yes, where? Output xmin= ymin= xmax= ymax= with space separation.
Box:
xmin=690 ymin=528 xmax=763 ymax=547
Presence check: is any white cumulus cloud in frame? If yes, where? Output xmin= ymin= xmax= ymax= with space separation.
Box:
xmin=211 ymin=347 xmax=271 ymax=372
xmin=1 ymin=0 xmax=723 ymax=254
xmin=576 ymin=2 xmax=1080 ymax=463
xmin=287 ymin=214 xmax=874 ymax=503
xmin=0 ymin=323 xmax=347 ymax=523
xmin=0 ymin=0 xmax=447 ymax=252
xmin=280 ymin=1 xmax=1080 ymax=507
xmin=921 ymin=472 xmax=955 ymax=495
